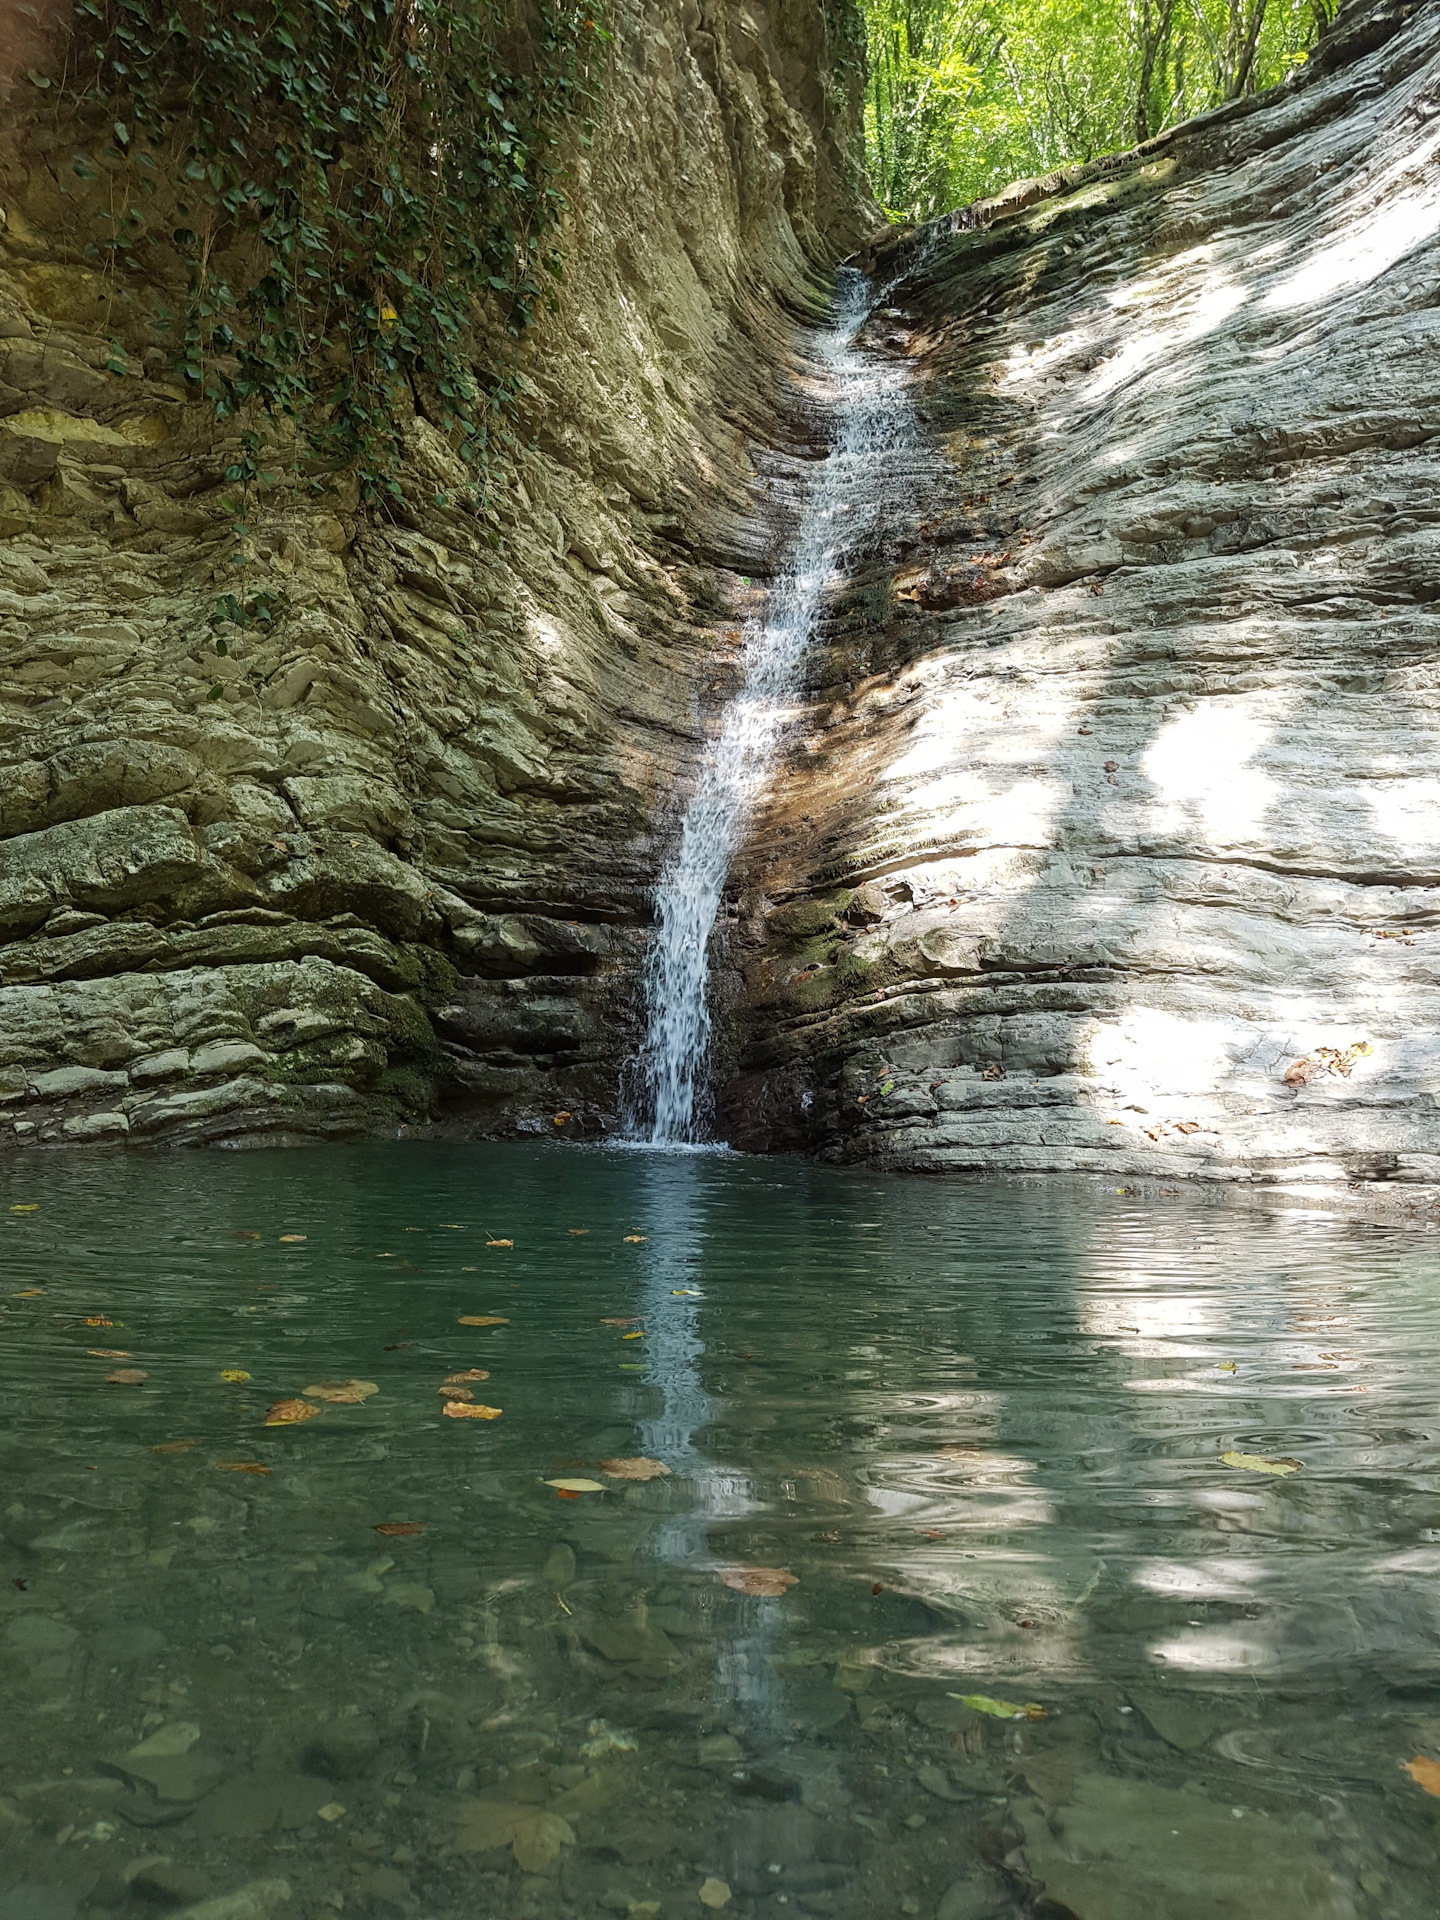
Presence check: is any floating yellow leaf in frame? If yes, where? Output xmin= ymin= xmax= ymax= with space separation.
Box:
xmin=217 ymin=1461 xmax=272 ymax=1476
xmin=621 ymin=1331 xmax=646 ymax=1340
xmin=1404 ymin=1755 xmax=1440 ymax=1796
xmin=317 ymin=1803 xmax=345 ymax=1822
xmin=1217 ymin=1361 xmax=1237 ymax=1373
xmin=1221 ymin=1450 xmax=1301 ymax=1475
xmin=597 ymin=1457 xmax=671 ymax=1481
xmin=89 ymin=1348 xmax=131 ymax=1358
xmin=672 ymin=1289 xmax=700 ymax=1296
xmin=303 ymin=1379 xmax=379 ymax=1404
xmin=153 ymin=1439 xmax=198 ymax=1454
xmin=84 ymin=1317 xmax=116 ymax=1327
xmin=444 ymin=1368 xmax=490 ymax=1383
xmin=10 ymin=1204 xmax=38 ymax=1212
xmin=220 ymin=1369 xmax=251 ymax=1383
xmin=553 ymin=1111 xmax=571 ymax=1125
xmin=13 ymin=1288 xmax=43 ymax=1297
xmin=623 ymin=1234 xmax=647 ymax=1243
xmin=698 ymin=1878 xmax=732 ymax=1909
xmin=949 ymin=1693 xmax=1046 ymax=1721
xmin=544 ymin=1477 xmax=606 ymax=1493
xmin=486 ymin=1238 xmax=513 ymax=1248
xmin=279 ymin=1234 xmax=307 ymax=1243
xmin=106 ymin=1368 xmax=148 ymax=1386
xmin=266 ymin=1398 xmax=322 ymax=1425
xmin=458 ymin=1314 xmax=509 ymax=1326
xmin=443 ymin=1402 xmax=502 ymax=1420
xmin=718 ymin=1566 xmax=797 ymax=1597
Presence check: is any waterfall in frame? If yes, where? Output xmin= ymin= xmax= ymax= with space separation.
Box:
xmin=635 ymin=266 xmax=923 ymax=1145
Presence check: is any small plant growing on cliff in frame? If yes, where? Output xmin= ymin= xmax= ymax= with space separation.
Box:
xmin=51 ymin=0 xmax=604 ymax=506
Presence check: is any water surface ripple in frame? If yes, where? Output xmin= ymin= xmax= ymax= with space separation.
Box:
xmin=1 ymin=1144 xmax=1437 ymax=1917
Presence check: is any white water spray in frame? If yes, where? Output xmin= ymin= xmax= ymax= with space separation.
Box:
xmin=636 ymin=267 xmax=923 ymax=1143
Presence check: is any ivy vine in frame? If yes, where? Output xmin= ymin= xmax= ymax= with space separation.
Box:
xmin=58 ymin=0 xmax=605 ymax=505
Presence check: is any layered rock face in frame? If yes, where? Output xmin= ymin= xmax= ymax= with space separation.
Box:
xmin=0 ymin=1 xmax=866 ymax=1148
xmin=726 ymin=1 xmax=1440 ymax=1197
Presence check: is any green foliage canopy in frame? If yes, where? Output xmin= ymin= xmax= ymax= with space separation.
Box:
xmin=863 ymin=0 xmax=1335 ymax=221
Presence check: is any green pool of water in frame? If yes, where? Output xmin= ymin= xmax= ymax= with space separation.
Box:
xmin=2 ymin=1142 xmax=1437 ymax=1920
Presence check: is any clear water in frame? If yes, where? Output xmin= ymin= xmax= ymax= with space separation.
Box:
xmin=3 ymin=1143 xmax=1438 ymax=1920
xmin=637 ymin=271 xmax=923 ymax=1143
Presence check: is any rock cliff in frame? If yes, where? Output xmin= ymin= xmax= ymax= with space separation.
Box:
xmin=0 ymin=0 xmax=867 ymax=1148
xmin=725 ymin=0 xmax=1440 ymax=1203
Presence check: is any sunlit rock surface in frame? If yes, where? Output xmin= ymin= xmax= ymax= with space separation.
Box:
xmin=725 ymin=0 xmax=1440 ymax=1199
xmin=0 ymin=1 xmax=867 ymax=1146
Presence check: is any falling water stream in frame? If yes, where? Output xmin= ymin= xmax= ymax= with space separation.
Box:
xmin=637 ymin=268 xmax=923 ymax=1143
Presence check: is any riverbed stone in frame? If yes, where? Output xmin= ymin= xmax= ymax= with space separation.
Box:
xmin=1016 ymin=1773 xmax=1353 ymax=1920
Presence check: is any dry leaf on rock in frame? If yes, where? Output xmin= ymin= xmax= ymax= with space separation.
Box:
xmin=266 ymin=1398 xmax=322 ymax=1426
xmin=1404 ymin=1755 xmax=1440 ymax=1795
xmin=374 ymin=1522 xmax=426 ymax=1537
xmin=443 ymin=1402 xmax=501 ymax=1420
xmin=303 ymin=1380 xmax=379 ymax=1404
xmin=458 ymin=1315 xmax=508 ymax=1326
xmin=544 ymin=1477 xmax=606 ymax=1493
xmin=597 ymin=1457 xmax=671 ymax=1481
xmin=444 ymin=1368 xmax=490 ymax=1382
xmin=217 ymin=1461 xmax=272 ymax=1476
xmin=438 ymin=1386 xmax=474 ymax=1402
xmin=1221 ymin=1450 xmax=1301 ymax=1476
xmin=698 ymin=1878 xmax=732 ymax=1909
xmin=106 ymin=1368 xmax=148 ymax=1386
xmin=718 ymin=1566 xmax=797 ymax=1597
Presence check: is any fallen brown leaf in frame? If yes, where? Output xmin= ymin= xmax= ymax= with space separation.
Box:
xmin=217 ymin=1461 xmax=272 ymax=1476
xmin=279 ymin=1234 xmax=307 ymax=1243
xmin=443 ymin=1402 xmax=502 ymax=1420
xmin=152 ymin=1439 xmax=198 ymax=1454
xmin=486 ymin=1239 xmax=514 ymax=1248
xmin=438 ymin=1386 xmax=474 ymax=1402
xmin=1404 ymin=1755 xmax=1440 ymax=1796
xmin=303 ymin=1379 xmax=379 ymax=1404
xmin=444 ymin=1368 xmax=490 ymax=1383
xmin=597 ymin=1457 xmax=670 ymax=1481
xmin=266 ymin=1398 xmax=322 ymax=1426
xmin=458 ymin=1315 xmax=509 ymax=1326
xmin=374 ymin=1522 xmax=427 ymax=1537
xmin=718 ymin=1566 xmax=797 ymax=1598
xmin=88 ymin=1348 xmax=131 ymax=1358
xmin=106 ymin=1368 xmax=148 ymax=1386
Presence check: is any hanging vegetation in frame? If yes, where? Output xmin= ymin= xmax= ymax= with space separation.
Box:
xmin=862 ymin=0 xmax=1334 ymax=222
xmin=44 ymin=0 xmax=604 ymax=504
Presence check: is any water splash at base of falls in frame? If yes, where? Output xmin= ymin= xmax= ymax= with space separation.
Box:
xmin=634 ymin=267 xmax=923 ymax=1145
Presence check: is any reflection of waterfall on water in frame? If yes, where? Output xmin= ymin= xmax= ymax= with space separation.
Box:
xmin=636 ymin=267 xmax=924 ymax=1144
xmin=632 ymin=1152 xmax=785 ymax=1728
